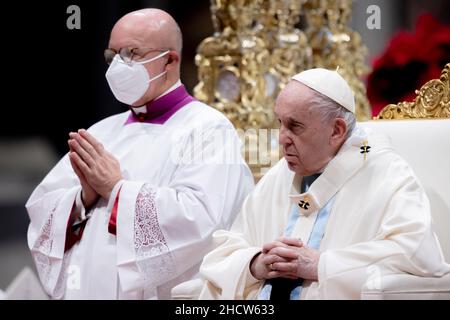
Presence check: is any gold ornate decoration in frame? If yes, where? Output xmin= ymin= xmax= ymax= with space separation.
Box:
xmin=195 ymin=0 xmax=311 ymax=130
xmin=376 ymin=63 xmax=450 ymax=119
xmin=195 ymin=0 xmax=372 ymax=177
xmin=195 ymin=0 xmax=313 ymax=179
xmin=262 ymin=1 xmax=312 ymax=95
xmin=303 ymin=0 xmax=371 ymax=120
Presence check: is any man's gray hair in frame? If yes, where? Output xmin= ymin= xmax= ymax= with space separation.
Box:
xmin=307 ymin=88 xmax=356 ymax=137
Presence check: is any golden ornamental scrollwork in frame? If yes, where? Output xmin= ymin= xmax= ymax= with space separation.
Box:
xmin=196 ymin=0 xmax=372 ymax=126
xmin=303 ymin=0 xmax=371 ymax=121
xmin=263 ymin=0 xmax=312 ymax=95
xmin=195 ymin=0 xmax=373 ymax=178
xmin=376 ymin=63 xmax=450 ymax=120
xmin=195 ymin=0 xmax=311 ymax=130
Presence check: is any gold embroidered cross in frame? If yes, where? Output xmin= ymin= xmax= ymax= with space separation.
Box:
xmin=298 ymin=196 xmax=310 ymax=210
xmin=360 ymin=140 xmax=371 ymax=161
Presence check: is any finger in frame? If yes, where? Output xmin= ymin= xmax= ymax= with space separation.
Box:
xmin=266 ymin=271 xmax=284 ymax=279
xmin=70 ymin=158 xmax=88 ymax=183
xmin=69 ymin=151 xmax=91 ymax=176
xmin=272 ymin=261 xmax=297 ymax=273
xmin=70 ymin=132 xmax=99 ymax=159
xmin=279 ymin=237 xmax=303 ymax=248
xmin=69 ymin=153 xmax=82 ymax=175
xmin=68 ymin=138 xmax=74 ymax=153
xmin=78 ymin=129 xmax=104 ymax=155
xmin=68 ymin=139 xmax=96 ymax=168
xmin=279 ymin=274 xmax=299 ymax=280
xmin=266 ymin=270 xmax=298 ymax=280
xmin=261 ymin=254 xmax=291 ymax=265
xmin=262 ymin=241 xmax=288 ymax=254
xmin=69 ymin=155 xmax=87 ymax=182
xmin=268 ymin=246 xmax=298 ymax=259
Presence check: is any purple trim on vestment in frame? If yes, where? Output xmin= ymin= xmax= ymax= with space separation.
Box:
xmin=125 ymin=85 xmax=196 ymax=125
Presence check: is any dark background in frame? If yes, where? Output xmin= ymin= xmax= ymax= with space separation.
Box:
xmin=2 ymin=0 xmax=213 ymax=155
xmin=2 ymin=0 xmax=449 ymax=155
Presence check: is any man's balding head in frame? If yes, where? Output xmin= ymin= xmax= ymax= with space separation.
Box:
xmin=107 ymin=8 xmax=183 ymax=106
xmin=109 ymin=8 xmax=182 ymax=54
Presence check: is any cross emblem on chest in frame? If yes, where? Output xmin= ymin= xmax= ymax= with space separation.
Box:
xmin=360 ymin=140 xmax=371 ymax=161
xmin=360 ymin=145 xmax=371 ymax=154
xmin=298 ymin=200 xmax=310 ymax=210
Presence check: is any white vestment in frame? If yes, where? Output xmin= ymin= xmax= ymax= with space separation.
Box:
xmin=26 ymin=98 xmax=254 ymax=299
xmin=191 ymin=125 xmax=450 ymax=299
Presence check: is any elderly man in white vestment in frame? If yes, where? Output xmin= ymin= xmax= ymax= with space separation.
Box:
xmin=176 ymin=68 xmax=450 ymax=300
xmin=25 ymin=9 xmax=254 ymax=299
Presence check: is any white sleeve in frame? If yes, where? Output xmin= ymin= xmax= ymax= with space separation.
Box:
xmin=198 ymin=159 xmax=290 ymax=300
xmin=197 ymin=191 xmax=265 ymax=300
xmin=315 ymin=173 xmax=450 ymax=299
xmin=115 ymin=124 xmax=255 ymax=293
xmin=25 ymin=154 xmax=81 ymax=298
xmin=74 ymin=190 xmax=87 ymax=221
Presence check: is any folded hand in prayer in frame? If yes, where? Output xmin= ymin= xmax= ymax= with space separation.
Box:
xmin=269 ymin=237 xmax=320 ymax=281
xmin=250 ymin=237 xmax=320 ymax=281
xmin=68 ymin=129 xmax=123 ymax=203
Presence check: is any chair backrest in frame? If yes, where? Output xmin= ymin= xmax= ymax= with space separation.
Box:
xmin=360 ymin=119 xmax=450 ymax=262
xmin=360 ymin=63 xmax=450 ymax=262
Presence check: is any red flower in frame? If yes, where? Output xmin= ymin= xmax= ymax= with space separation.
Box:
xmin=368 ymin=13 xmax=450 ymax=116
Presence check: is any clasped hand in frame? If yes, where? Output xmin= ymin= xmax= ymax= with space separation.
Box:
xmin=250 ymin=237 xmax=320 ymax=281
xmin=68 ymin=129 xmax=122 ymax=208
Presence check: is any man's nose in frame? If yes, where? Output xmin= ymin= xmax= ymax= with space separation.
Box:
xmin=279 ymin=126 xmax=291 ymax=147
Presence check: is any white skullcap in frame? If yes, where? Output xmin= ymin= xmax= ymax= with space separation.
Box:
xmin=291 ymin=68 xmax=356 ymax=113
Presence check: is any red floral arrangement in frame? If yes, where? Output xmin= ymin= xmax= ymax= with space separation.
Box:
xmin=367 ymin=13 xmax=450 ymax=116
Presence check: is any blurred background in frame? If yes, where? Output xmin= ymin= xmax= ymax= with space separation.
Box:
xmin=0 ymin=0 xmax=449 ymax=290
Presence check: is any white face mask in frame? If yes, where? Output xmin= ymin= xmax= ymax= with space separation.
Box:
xmin=105 ymin=50 xmax=170 ymax=105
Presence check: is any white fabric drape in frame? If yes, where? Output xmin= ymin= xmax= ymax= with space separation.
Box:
xmin=26 ymin=101 xmax=254 ymax=299
xmin=194 ymin=126 xmax=450 ymax=300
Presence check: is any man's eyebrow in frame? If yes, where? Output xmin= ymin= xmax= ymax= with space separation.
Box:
xmin=287 ymin=117 xmax=305 ymax=126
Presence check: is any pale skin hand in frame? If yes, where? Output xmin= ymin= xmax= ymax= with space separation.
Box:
xmin=270 ymin=237 xmax=321 ymax=281
xmin=250 ymin=237 xmax=321 ymax=281
xmin=250 ymin=238 xmax=303 ymax=280
xmin=68 ymin=129 xmax=122 ymax=200
xmin=68 ymin=141 xmax=99 ymax=209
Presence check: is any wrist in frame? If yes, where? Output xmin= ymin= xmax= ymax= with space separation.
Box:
xmin=81 ymin=189 xmax=98 ymax=209
xmin=249 ymin=252 xmax=263 ymax=280
xmin=312 ymin=253 xmax=321 ymax=280
xmin=105 ymin=177 xmax=123 ymax=200
xmin=307 ymin=253 xmax=320 ymax=281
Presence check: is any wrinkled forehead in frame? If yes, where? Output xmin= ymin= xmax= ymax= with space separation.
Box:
xmin=275 ymin=81 xmax=315 ymax=117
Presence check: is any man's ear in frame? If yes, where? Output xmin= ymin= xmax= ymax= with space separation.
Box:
xmin=165 ymin=51 xmax=180 ymax=71
xmin=330 ymin=118 xmax=347 ymax=145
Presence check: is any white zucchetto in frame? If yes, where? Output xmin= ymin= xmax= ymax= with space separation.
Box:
xmin=292 ymin=68 xmax=356 ymax=113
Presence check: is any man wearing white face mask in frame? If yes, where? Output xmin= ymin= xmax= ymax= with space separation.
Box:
xmin=105 ymin=49 xmax=171 ymax=106
xmin=26 ymin=8 xmax=254 ymax=299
